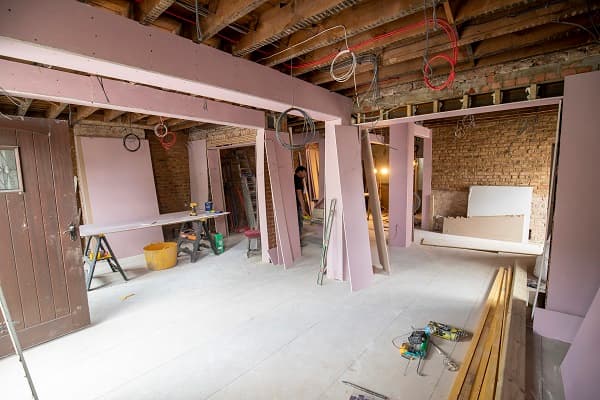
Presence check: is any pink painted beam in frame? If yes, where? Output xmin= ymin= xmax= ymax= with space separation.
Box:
xmin=388 ymin=123 xmax=415 ymax=247
xmin=336 ymin=125 xmax=373 ymax=290
xmin=421 ymin=136 xmax=433 ymax=230
xmin=188 ymin=139 xmax=209 ymax=205
xmin=206 ymin=149 xmax=228 ymax=236
xmin=356 ymin=97 xmax=562 ymax=128
xmin=264 ymin=131 xmax=301 ymax=268
xmin=0 ymin=59 xmax=263 ymax=129
xmin=0 ymin=0 xmax=352 ymax=121
xmin=561 ymin=288 xmax=600 ymax=400
xmin=255 ymin=129 xmax=271 ymax=263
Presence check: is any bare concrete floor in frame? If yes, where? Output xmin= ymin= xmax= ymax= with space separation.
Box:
xmin=0 ymin=231 xmax=516 ymax=400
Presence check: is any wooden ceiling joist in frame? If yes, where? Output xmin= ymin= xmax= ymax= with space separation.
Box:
xmin=146 ymin=115 xmax=169 ymax=125
xmin=200 ymin=0 xmax=270 ymax=41
xmin=73 ymin=106 xmax=100 ymax=123
xmin=103 ymin=108 xmax=127 ymax=122
xmin=309 ymin=1 xmax=594 ymax=86
xmin=16 ymin=98 xmax=32 ymax=116
xmin=233 ymin=0 xmax=363 ymax=57
xmin=130 ymin=113 xmax=148 ymax=122
xmin=45 ymin=102 xmax=68 ymax=119
xmin=454 ymin=0 xmax=536 ymax=23
xmin=169 ymin=120 xmax=203 ymax=131
xmin=262 ymin=0 xmax=426 ymax=67
xmin=138 ymin=0 xmax=175 ymax=25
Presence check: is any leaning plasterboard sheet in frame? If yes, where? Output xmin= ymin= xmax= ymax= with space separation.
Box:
xmin=467 ymin=185 xmax=533 ymax=243
xmin=78 ymin=136 xmax=163 ymax=258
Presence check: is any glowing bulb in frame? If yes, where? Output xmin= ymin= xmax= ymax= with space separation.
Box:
xmin=380 ymin=167 xmax=389 ymax=175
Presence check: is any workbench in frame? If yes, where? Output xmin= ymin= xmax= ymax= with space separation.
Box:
xmin=79 ymin=211 xmax=229 ymax=290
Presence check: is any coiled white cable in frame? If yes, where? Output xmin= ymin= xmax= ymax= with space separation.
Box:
xmin=330 ymin=49 xmax=357 ymax=83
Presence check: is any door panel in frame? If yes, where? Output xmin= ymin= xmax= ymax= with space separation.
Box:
xmin=0 ymin=118 xmax=90 ymax=357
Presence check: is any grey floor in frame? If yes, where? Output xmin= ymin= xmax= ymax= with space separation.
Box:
xmin=1 ymin=229 xmax=517 ymax=400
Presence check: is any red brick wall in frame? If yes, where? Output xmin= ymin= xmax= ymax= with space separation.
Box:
xmin=428 ymin=108 xmax=557 ymax=242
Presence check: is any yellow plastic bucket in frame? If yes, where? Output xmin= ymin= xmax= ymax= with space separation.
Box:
xmin=143 ymin=242 xmax=178 ymax=271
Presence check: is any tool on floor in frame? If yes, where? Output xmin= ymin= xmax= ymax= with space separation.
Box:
xmin=425 ymin=321 xmax=468 ymax=341
xmin=398 ymin=330 xmax=429 ymax=376
xmin=0 ymin=283 xmax=39 ymax=400
xmin=189 ymin=202 xmax=198 ymax=216
xmin=430 ymin=341 xmax=459 ymax=371
xmin=342 ymin=381 xmax=389 ymax=400
xmin=317 ymin=198 xmax=337 ymax=286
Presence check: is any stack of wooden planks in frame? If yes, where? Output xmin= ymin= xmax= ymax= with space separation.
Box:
xmin=449 ymin=264 xmax=527 ymax=400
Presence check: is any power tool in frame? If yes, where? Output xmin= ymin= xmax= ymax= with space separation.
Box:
xmin=189 ymin=202 xmax=198 ymax=216
xmin=398 ymin=330 xmax=429 ymax=376
xmin=425 ymin=321 xmax=468 ymax=341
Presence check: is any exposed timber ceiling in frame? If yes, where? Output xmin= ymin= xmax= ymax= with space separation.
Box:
xmin=1 ymin=0 xmax=599 ymax=125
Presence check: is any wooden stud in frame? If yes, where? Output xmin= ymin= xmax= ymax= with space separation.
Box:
xmin=16 ymin=98 xmax=32 ymax=116
xmin=103 ymin=109 xmax=126 ymax=122
xmin=73 ymin=106 xmax=99 ymax=123
xmin=137 ymin=0 xmax=175 ymax=25
xmin=45 ymin=102 xmax=68 ymax=119
xmin=200 ymin=0 xmax=269 ymax=41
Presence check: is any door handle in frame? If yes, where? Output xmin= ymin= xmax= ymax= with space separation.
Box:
xmin=63 ymin=223 xmax=78 ymax=241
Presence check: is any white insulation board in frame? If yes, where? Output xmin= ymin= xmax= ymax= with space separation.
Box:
xmin=467 ymin=185 xmax=533 ymax=243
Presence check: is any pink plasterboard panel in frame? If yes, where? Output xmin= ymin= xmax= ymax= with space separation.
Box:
xmin=189 ymin=139 xmax=209 ymax=204
xmin=388 ymin=123 xmax=414 ymax=247
xmin=533 ymin=308 xmax=583 ymax=343
xmin=78 ymin=136 xmax=163 ymax=258
xmin=561 ymin=288 xmax=600 ymax=400
xmin=0 ymin=0 xmax=352 ymax=121
xmin=264 ymin=131 xmax=301 ymax=268
xmin=255 ymin=129 xmax=271 ymax=263
xmin=334 ymin=125 xmax=373 ymax=291
xmin=421 ymin=137 xmax=433 ymax=231
xmin=325 ymin=121 xmax=346 ymax=281
xmin=207 ymin=149 xmax=228 ymax=235
xmin=546 ymin=71 xmax=600 ymax=318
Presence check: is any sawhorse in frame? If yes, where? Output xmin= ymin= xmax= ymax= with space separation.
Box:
xmin=176 ymin=219 xmax=218 ymax=263
xmin=83 ymin=234 xmax=128 ymax=290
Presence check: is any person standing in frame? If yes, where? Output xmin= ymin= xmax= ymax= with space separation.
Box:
xmin=294 ymin=166 xmax=309 ymax=236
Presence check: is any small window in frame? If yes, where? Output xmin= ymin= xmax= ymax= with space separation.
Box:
xmin=0 ymin=146 xmax=24 ymax=192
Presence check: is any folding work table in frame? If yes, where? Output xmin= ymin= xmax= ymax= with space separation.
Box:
xmin=79 ymin=211 xmax=229 ymax=290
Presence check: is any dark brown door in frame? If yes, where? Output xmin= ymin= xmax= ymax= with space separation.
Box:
xmin=0 ymin=118 xmax=90 ymax=357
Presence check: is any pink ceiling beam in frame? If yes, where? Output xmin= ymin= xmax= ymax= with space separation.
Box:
xmin=0 ymin=59 xmax=264 ymax=128
xmin=356 ymin=97 xmax=563 ymax=128
xmin=0 ymin=0 xmax=352 ymax=121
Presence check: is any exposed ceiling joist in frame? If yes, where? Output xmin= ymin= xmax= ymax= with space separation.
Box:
xmin=455 ymin=0 xmax=536 ymax=23
xmin=74 ymin=106 xmax=100 ymax=123
xmin=16 ymin=98 xmax=32 ymax=116
xmin=200 ymin=0 xmax=270 ymax=41
xmin=130 ymin=113 xmax=148 ymax=122
xmin=169 ymin=120 xmax=203 ymax=131
xmin=146 ymin=115 xmax=169 ymax=125
xmin=46 ymin=102 xmax=68 ymax=119
xmin=262 ymin=0 xmax=425 ymax=67
xmin=310 ymin=2 xmax=593 ymax=86
xmin=138 ymin=0 xmax=176 ymax=25
xmin=233 ymin=0 xmax=363 ymax=56
xmin=104 ymin=108 xmax=126 ymax=122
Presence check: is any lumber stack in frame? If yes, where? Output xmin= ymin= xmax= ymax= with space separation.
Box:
xmin=449 ymin=264 xmax=527 ymax=400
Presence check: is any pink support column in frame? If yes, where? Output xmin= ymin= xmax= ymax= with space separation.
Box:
xmin=421 ymin=136 xmax=433 ymax=230
xmin=255 ymin=129 xmax=270 ymax=263
xmin=389 ymin=123 xmax=414 ymax=247
xmin=325 ymin=120 xmax=346 ymax=281
xmin=206 ymin=148 xmax=228 ymax=235
xmin=188 ymin=139 xmax=209 ymax=204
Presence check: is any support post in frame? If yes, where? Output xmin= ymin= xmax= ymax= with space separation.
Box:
xmin=255 ymin=129 xmax=270 ymax=263
xmin=207 ymin=149 xmax=228 ymax=235
xmin=389 ymin=123 xmax=414 ymax=247
xmin=421 ymin=136 xmax=433 ymax=230
xmin=361 ymin=132 xmax=390 ymax=273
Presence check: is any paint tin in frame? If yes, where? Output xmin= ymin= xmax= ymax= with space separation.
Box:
xmin=204 ymin=201 xmax=213 ymax=211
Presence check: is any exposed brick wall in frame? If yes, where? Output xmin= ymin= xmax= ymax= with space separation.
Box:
xmin=428 ymin=109 xmax=557 ymax=242
xmin=189 ymin=126 xmax=257 ymax=148
xmin=148 ymin=130 xmax=191 ymax=239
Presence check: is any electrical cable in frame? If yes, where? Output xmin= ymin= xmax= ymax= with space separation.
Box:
xmin=275 ymin=107 xmax=316 ymax=151
xmin=330 ymin=49 xmax=357 ymax=82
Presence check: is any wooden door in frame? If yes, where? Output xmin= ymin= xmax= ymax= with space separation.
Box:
xmin=0 ymin=118 xmax=90 ymax=357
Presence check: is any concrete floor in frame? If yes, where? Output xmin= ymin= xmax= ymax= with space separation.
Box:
xmin=0 ymin=229 xmax=513 ymax=400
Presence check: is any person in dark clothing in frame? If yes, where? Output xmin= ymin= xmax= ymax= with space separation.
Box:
xmin=294 ymin=166 xmax=309 ymax=236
